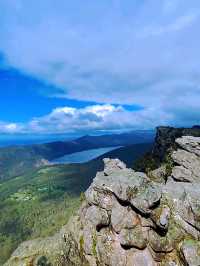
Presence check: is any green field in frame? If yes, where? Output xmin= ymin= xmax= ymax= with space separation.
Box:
xmin=0 ymin=142 xmax=152 ymax=264
xmin=0 ymin=161 xmax=101 ymax=264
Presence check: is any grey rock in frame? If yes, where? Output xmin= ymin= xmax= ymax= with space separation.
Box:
xmin=148 ymin=229 xmax=174 ymax=253
xmin=119 ymin=225 xmax=147 ymax=249
xmin=180 ymin=239 xmax=200 ymax=266
xmin=126 ymin=248 xmax=157 ymax=266
xmin=82 ymin=222 xmax=96 ymax=255
xmin=87 ymin=159 xmax=161 ymax=214
xmin=84 ymin=205 xmax=109 ymax=228
xmin=176 ymin=136 xmax=200 ymax=157
xmin=163 ymin=180 xmax=200 ymax=232
xmin=159 ymin=206 xmax=170 ymax=229
xmin=123 ymin=209 xmax=140 ymax=230
xmin=130 ymin=183 xmax=162 ymax=214
xmin=172 ymin=149 xmax=200 ymax=182
xmin=111 ymin=199 xmax=129 ymax=233
xmin=151 ymin=126 xmax=200 ymax=165
xmin=149 ymin=166 xmax=166 ymax=183
xmin=172 ymin=165 xmax=193 ymax=182
xmin=96 ymin=227 xmax=127 ymax=266
xmin=103 ymin=158 xmax=127 ymax=176
xmin=85 ymin=184 xmax=114 ymax=210
xmin=151 ymin=205 xmax=171 ymax=231
xmin=111 ymin=199 xmax=139 ymax=233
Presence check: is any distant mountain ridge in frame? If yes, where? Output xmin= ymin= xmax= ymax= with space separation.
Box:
xmin=0 ymin=130 xmax=154 ymax=181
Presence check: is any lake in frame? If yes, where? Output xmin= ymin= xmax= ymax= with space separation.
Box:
xmin=52 ymin=146 xmax=121 ymax=164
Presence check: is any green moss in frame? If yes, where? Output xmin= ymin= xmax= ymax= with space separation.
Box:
xmin=183 ymin=238 xmax=197 ymax=245
xmin=164 ymin=153 xmax=174 ymax=177
xmin=79 ymin=235 xmax=84 ymax=258
xmin=92 ymin=233 xmax=97 ymax=257
xmin=80 ymin=192 xmax=86 ymax=202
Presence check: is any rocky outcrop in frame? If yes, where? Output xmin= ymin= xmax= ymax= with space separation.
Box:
xmin=152 ymin=126 xmax=200 ymax=165
xmin=5 ymin=136 xmax=200 ymax=266
xmin=171 ymin=136 xmax=200 ymax=183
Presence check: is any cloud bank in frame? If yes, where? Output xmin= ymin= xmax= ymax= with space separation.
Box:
xmin=0 ymin=0 xmax=200 ymax=133
xmin=0 ymin=102 xmax=199 ymax=135
xmin=0 ymin=104 xmax=163 ymax=134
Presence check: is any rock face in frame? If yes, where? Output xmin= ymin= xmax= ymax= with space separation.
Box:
xmin=152 ymin=126 xmax=200 ymax=165
xmin=5 ymin=136 xmax=200 ymax=266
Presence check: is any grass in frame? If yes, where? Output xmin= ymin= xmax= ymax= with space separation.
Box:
xmin=0 ymin=161 xmax=101 ymax=264
xmin=0 ymin=142 xmax=152 ymax=264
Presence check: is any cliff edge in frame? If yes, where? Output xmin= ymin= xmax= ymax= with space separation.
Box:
xmin=5 ymin=136 xmax=200 ymax=266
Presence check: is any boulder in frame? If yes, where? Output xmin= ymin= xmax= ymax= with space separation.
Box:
xmin=176 ymin=136 xmax=200 ymax=157
xmin=172 ymin=149 xmax=200 ymax=182
xmin=119 ymin=225 xmax=147 ymax=249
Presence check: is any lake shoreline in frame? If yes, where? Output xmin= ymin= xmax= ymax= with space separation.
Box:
xmin=51 ymin=146 xmax=122 ymax=164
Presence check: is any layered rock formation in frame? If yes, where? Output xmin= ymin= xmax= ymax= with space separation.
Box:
xmin=5 ymin=136 xmax=200 ymax=266
xmin=152 ymin=126 xmax=200 ymax=165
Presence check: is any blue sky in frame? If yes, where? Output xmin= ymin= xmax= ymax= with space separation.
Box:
xmin=0 ymin=0 xmax=200 ymax=135
xmin=0 ymin=67 xmax=102 ymax=122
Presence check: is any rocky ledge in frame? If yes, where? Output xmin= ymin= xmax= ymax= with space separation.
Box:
xmin=5 ymin=136 xmax=200 ymax=266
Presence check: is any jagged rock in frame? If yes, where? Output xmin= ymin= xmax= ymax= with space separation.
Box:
xmin=5 ymin=136 xmax=200 ymax=266
xmin=151 ymin=126 xmax=200 ymax=165
xmin=172 ymin=165 xmax=193 ymax=182
xmin=149 ymin=166 xmax=166 ymax=183
xmin=149 ymin=229 xmax=174 ymax=254
xmin=123 ymin=209 xmax=140 ymax=230
xmin=130 ymin=183 xmax=161 ymax=214
xmin=172 ymin=149 xmax=200 ymax=182
xmin=180 ymin=239 xmax=200 ymax=266
xmin=85 ymin=183 xmax=114 ymax=210
xmin=126 ymin=248 xmax=156 ymax=266
xmin=176 ymin=136 xmax=200 ymax=157
xmin=82 ymin=222 xmax=96 ymax=255
xmin=104 ymin=158 xmax=127 ymax=176
xmin=151 ymin=205 xmax=170 ymax=231
xmin=111 ymin=199 xmax=129 ymax=233
xmin=111 ymin=199 xmax=139 ymax=233
xmin=86 ymin=159 xmax=161 ymax=215
xmin=84 ymin=205 xmax=109 ymax=229
xmin=160 ymin=250 xmax=184 ymax=266
xmin=171 ymin=136 xmax=200 ymax=183
xmin=96 ymin=228 xmax=127 ymax=266
xmin=159 ymin=206 xmax=170 ymax=229
xmin=163 ymin=180 xmax=200 ymax=234
xmin=119 ymin=225 xmax=147 ymax=249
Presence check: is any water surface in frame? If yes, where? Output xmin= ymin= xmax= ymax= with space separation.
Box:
xmin=52 ymin=146 xmax=121 ymax=164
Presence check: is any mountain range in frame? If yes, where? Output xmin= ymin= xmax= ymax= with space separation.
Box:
xmin=0 ymin=130 xmax=154 ymax=264
xmin=0 ymin=130 xmax=154 ymax=181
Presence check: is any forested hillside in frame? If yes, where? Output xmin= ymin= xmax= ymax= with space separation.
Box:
xmin=0 ymin=130 xmax=154 ymax=181
xmin=0 ymin=141 xmax=152 ymax=264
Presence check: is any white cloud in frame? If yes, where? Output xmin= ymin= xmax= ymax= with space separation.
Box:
xmin=27 ymin=105 xmax=131 ymax=134
xmin=0 ymin=102 xmax=199 ymax=135
xmin=0 ymin=104 xmax=163 ymax=134
xmin=140 ymin=12 xmax=199 ymax=37
xmin=0 ymin=122 xmax=23 ymax=134
xmin=0 ymin=0 xmax=200 ymax=131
